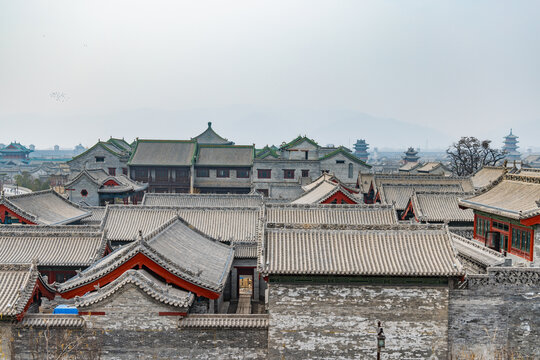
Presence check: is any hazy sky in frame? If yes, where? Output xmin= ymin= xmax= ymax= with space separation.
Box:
xmin=1 ymin=1 xmax=539 ymax=151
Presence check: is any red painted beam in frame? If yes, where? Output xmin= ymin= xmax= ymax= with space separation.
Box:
xmin=60 ymin=252 xmax=220 ymax=300
xmin=520 ymin=214 xmax=540 ymax=227
xmin=158 ymin=312 xmax=187 ymax=316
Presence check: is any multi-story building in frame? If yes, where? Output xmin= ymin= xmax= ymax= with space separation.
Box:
xmin=502 ymin=129 xmax=521 ymax=162
xmin=67 ymin=138 xmax=132 ymax=177
xmin=128 ymin=140 xmax=196 ymax=193
xmin=0 ymin=142 xmax=33 ymax=160
xmin=459 ymin=173 xmax=540 ymax=263
xmin=252 ymin=136 xmax=371 ymax=198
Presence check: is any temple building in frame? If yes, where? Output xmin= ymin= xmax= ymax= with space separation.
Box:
xmin=402 ymin=190 xmax=474 ymax=227
xmin=459 ymin=173 xmax=540 ymax=262
xmin=0 ymin=142 xmax=33 ymax=160
xmin=502 ymin=129 xmax=521 ymax=162
xmin=253 ymin=136 xmax=370 ymax=198
xmin=128 ymin=140 xmax=196 ymax=193
xmin=55 ymin=216 xmax=234 ymax=314
xmin=260 ymin=223 xmax=464 ymax=359
xmin=193 ymin=144 xmax=254 ymax=194
xmin=65 ymin=169 xmax=148 ymax=206
xmin=0 ymin=262 xmax=55 ymax=321
xmin=353 ymin=139 xmax=369 ymax=162
xmin=402 ymin=146 xmax=420 ymax=163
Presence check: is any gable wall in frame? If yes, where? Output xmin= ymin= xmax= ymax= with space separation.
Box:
xmin=67 ymin=175 xmax=100 ymax=206
xmin=282 ymin=141 xmax=319 ymax=160
xmin=320 ymin=152 xmax=369 ymax=185
xmin=68 ymin=146 xmax=126 ymax=176
xmin=79 ymin=283 xmax=183 ymax=330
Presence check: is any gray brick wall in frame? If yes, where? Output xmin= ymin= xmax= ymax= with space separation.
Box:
xmin=268 ymin=283 xmax=449 ymax=359
xmin=11 ymin=327 xmax=268 ymax=359
xmin=449 ymin=272 xmax=540 ymax=358
xmin=68 ymin=146 xmax=127 ymax=175
xmin=0 ymin=323 xmax=12 ymax=359
xmin=66 ymin=175 xmax=100 ymax=205
xmin=80 ymin=284 xmax=181 ymax=330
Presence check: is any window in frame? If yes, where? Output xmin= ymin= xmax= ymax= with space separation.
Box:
xmin=108 ymin=168 xmax=116 ymax=176
xmin=95 ymin=156 xmax=105 ymax=162
xmin=217 ymin=169 xmax=230 ymax=178
xmin=237 ymin=168 xmax=250 ymax=178
xmin=304 ymin=151 xmax=309 ymax=160
xmin=155 ymin=168 xmax=169 ymax=181
xmin=336 ymin=160 xmax=345 ymax=164
xmin=122 ymin=167 xmax=128 ymax=176
xmin=80 ymin=189 xmax=88 ymax=197
xmin=196 ymin=168 xmax=209 ymax=177
xmin=176 ymin=169 xmax=189 ymax=178
xmin=283 ymin=169 xmax=295 ymax=179
xmin=301 ymin=169 xmax=309 ymax=178
xmin=475 ymin=216 xmax=491 ymax=240
xmin=258 ymin=169 xmax=271 ymax=179
xmin=348 ymin=163 xmax=353 ymax=178
xmin=511 ymin=226 xmax=532 ymax=254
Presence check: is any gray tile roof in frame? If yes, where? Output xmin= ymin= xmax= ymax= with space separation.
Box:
xmin=398 ymin=162 xmax=422 ymax=172
xmin=196 ymin=145 xmax=254 ymax=166
xmin=178 ymin=314 xmax=269 ymax=328
xmin=74 ymin=269 xmax=194 ymax=309
xmin=291 ymin=180 xmax=360 ymax=204
xmin=128 ymin=140 xmax=196 ymax=166
xmin=266 ymin=203 xmax=398 ymax=225
xmin=102 ymin=205 xmax=261 ymax=243
xmin=59 ymin=216 xmax=234 ymax=294
xmin=378 ymin=184 xmax=464 ymax=210
xmin=2 ymin=190 xmax=91 ymax=225
xmin=451 ymin=233 xmax=505 ymax=268
xmin=0 ymin=263 xmax=51 ymax=317
xmin=261 ymin=224 xmax=464 ymax=277
xmin=234 ymin=243 xmax=258 ymax=258
xmin=370 ymin=174 xmax=475 ymax=194
xmin=0 ymin=227 xmax=107 ymax=267
xmin=459 ymin=174 xmax=540 ymax=220
xmin=409 ymin=191 xmax=474 ymax=222
xmin=470 ymin=166 xmax=506 ymax=190
xmin=142 ymin=193 xmax=263 ymax=208
xmin=102 ymin=205 xmax=177 ymax=242
xmin=80 ymin=206 xmax=107 ymax=225
xmin=20 ymin=314 xmax=86 ymax=327
xmin=66 ymin=169 xmax=148 ymax=194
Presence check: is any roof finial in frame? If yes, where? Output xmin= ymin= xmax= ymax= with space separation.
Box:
xmin=208 ymin=121 xmax=212 ymax=128
xmin=1 ymin=190 xmax=4 ymax=200
xmin=138 ymin=230 xmax=143 ymax=244
xmin=510 ymin=128 xmax=513 ymax=135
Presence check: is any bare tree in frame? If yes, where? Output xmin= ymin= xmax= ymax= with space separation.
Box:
xmin=447 ymin=137 xmax=506 ymax=176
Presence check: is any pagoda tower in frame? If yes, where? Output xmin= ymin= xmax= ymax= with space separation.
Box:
xmin=502 ymin=129 xmax=520 ymax=162
xmin=402 ymin=147 xmax=420 ymax=163
xmin=353 ymin=139 xmax=369 ymax=162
